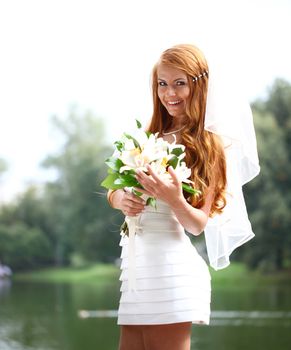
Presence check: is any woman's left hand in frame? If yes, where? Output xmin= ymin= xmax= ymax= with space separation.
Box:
xmin=135 ymin=164 xmax=184 ymax=207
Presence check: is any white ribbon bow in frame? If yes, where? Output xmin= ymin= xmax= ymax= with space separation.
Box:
xmin=125 ymin=216 xmax=137 ymax=291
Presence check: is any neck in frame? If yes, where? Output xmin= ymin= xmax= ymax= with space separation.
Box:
xmin=162 ymin=124 xmax=186 ymax=136
xmin=171 ymin=116 xmax=186 ymax=129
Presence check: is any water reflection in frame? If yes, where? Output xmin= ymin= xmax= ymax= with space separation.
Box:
xmin=0 ymin=278 xmax=11 ymax=299
xmin=78 ymin=309 xmax=291 ymax=326
xmin=0 ymin=280 xmax=291 ymax=350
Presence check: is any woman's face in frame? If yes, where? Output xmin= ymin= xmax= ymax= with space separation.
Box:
xmin=157 ymin=63 xmax=190 ymax=125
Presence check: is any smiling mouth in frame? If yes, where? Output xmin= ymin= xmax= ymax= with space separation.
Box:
xmin=167 ymin=100 xmax=182 ymax=106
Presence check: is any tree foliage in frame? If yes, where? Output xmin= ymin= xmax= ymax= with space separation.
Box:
xmin=0 ymin=186 xmax=54 ymax=269
xmin=0 ymin=108 xmax=123 ymax=271
xmin=40 ymin=108 xmax=122 ymax=265
xmin=242 ymin=79 xmax=291 ymax=272
xmin=0 ymin=223 xmax=52 ymax=270
xmin=0 ymin=158 xmax=8 ymax=176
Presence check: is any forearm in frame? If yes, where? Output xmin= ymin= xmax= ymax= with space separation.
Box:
xmin=169 ymin=197 xmax=208 ymax=236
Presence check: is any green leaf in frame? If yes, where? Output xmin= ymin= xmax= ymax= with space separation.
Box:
xmin=146 ymin=197 xmax=157 ymax=208
xmin=114 ymin=174 xmax=139 ymax=187
xmin=120 ymin=221 xmax=129 ymax=236
xmin=168 ymin=156 xmax=179 ymax=169
xmin=170 ymin=147 xmax=184 ymax=157
xmin=145 ymin=131 xmax=152 ymax=138
xmin=113 ymin=178 xmax=127 ymax=186
xmin=182 ymin=183 xmax=201 ymax=196
xmin=135 ymin=119 xmax=142 ymax=129
xmin=123 ymin=133 xmax=141 ymax=150
xmin=123 ymin=173 xmax=139 ymax=183
xmin=101 ymin=173 xmax=124 ymax=189
xmin=114 ymin=140 xmax=124 ymax=152
xmin=105 ymin=157 xmax=124 ymax=171
xmin=123 ymin=169 xmax=136 ymax=176
xmin=132 ymin=189 xmax=143 ymax=197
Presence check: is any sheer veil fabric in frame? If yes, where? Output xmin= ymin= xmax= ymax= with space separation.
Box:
xmin=203 ymin=57 xmax=260 ymax=270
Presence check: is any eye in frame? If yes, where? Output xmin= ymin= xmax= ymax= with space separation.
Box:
xmin=158 ymin=81 xmax=167 ymax=87
xmin=176 ymin=80 xmax=186 ymax=86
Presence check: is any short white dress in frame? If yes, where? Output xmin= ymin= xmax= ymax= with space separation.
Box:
xmin=117 ymin=199 xmax=211 ymax=325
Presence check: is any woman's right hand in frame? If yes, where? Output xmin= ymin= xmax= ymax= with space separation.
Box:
xmin=109 ymin=189 xmax=146 ymax=217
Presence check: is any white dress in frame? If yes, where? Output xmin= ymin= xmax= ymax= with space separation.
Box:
xmin=117 ymin=199 xmax=211 ymax=325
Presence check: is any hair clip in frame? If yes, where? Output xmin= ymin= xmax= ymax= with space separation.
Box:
xmin=192 ymin=71 xmax=208 ymax=82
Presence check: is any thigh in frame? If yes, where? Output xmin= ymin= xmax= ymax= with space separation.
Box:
xmin=142 ymin=322 xmax=192 ymax=350
xmin=118 ymin=325 xmax=146 ymax=350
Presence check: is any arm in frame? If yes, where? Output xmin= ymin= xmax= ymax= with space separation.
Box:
xmin=167 ymin=186 xmax=214 ymax=236
xmin=135 ymin=165 xmax=215 ymax=236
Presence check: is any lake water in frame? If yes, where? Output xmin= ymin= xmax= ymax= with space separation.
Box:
xmin=1 ymin=277 xmax=291 ymax=350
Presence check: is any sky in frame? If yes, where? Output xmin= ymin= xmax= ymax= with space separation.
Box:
xmin=0 ymin=0 xmax=291 ymax=202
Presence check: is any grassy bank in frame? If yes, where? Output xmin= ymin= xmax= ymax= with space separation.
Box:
xmin=210 ymin=262 xmax=291 ymax=288
xmin=14 ymin=262 xmax=291 ymax=286
xmin=14 ymin=263 xmax=119 ymax=284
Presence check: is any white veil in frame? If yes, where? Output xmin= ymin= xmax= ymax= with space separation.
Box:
xmin=203 ymin=58 xmax=260 ymax=270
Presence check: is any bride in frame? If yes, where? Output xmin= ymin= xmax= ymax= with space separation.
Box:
xmin=107 ymin=44 xmax=259 ymax=350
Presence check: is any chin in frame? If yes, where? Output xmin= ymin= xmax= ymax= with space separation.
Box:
xmin=167 ymin=111 xmax=180 ymax=118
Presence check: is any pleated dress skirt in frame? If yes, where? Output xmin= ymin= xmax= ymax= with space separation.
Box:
xmin=117 ymin=199 xmax=211 ymax=325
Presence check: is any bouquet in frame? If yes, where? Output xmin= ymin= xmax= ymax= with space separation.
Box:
xmin=101 ymin=120 xmax=200 ymax=235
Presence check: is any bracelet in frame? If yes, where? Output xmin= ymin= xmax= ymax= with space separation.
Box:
xmin=107 ymin=190 xmax=116 ymax=208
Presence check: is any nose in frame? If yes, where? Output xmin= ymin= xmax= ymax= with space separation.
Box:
xmin=165 ymin=85 xmax=177 ymax=97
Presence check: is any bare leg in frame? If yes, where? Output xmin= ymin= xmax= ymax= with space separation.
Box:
xmin=142 ymin=322 xmax=192 ymax=350
xmin=119 ymin=322 xmax=192 ymax=350
xmin=118 ymin=325 xmax=146 ymax=350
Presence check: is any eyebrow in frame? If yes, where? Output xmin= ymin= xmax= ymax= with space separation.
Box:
xmin=157 ymin=78 xmax=187 ymax=82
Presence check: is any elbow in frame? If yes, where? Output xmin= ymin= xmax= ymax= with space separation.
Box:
xmin=188 ymin=213 xmax=208 ymax=236
xmin=187 ymin=222 xmax=205 ymax=236
xmin=189 ymin=225 xmax=205 ymax=236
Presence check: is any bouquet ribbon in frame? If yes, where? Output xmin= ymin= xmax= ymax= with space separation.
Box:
xmin=125 ymin=215 xmax=137 ymax=291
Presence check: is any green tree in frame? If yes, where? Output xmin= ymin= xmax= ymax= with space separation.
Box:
xmin=0 ymin=186 xmax=55 ymax=268
xmin=42 ymin=107 xmax=122 ymax=266
xmin=0 ymin=108 xmax=123 ymax=271
xmin=242 ymin=79 xmax=291 ymax=272
xmin=0 ymin=158 xmax=8 ymax=177
xmin=0 ymin=223 xmax=52 ymax=270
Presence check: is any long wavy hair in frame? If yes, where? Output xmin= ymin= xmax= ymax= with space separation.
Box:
xmin=147 ymin=44 xmax=227 ymax=216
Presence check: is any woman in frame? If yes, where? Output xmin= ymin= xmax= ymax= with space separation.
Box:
xmin=107 ymin=44 xmax=259 ymax=350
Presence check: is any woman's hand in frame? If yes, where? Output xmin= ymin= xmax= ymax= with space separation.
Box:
xmin=135 ymin=164 xmax=210 ymax=235
xmin=110 ymin=189 xmax=146 ymax=217
xmin=135 ymin=164 xmax=185 ymax=207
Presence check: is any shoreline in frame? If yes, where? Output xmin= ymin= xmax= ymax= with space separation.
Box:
xmin=12 ymin=262 xmax=291 ymax=287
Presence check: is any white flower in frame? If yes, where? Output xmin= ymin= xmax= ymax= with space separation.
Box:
xmin=123 ymin=138 xmax=136 ymax=151
xmin=150 ymin=158 xmax=168 ymax=175
xmin=135 ymin=129 xmax=150 ymax=146
xmin=117 ymin=129 xmax=192 ymax=188
xmin=102 ymin=120 xmax=198 ymax=202
xmin=174 ymin=161 xmax=193 ymax=183
xmin=119 ymin=131 xmax=169 ymax=173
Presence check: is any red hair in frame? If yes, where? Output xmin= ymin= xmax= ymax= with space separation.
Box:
xmin=147 ymin=44 xmax=227 ymax=216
